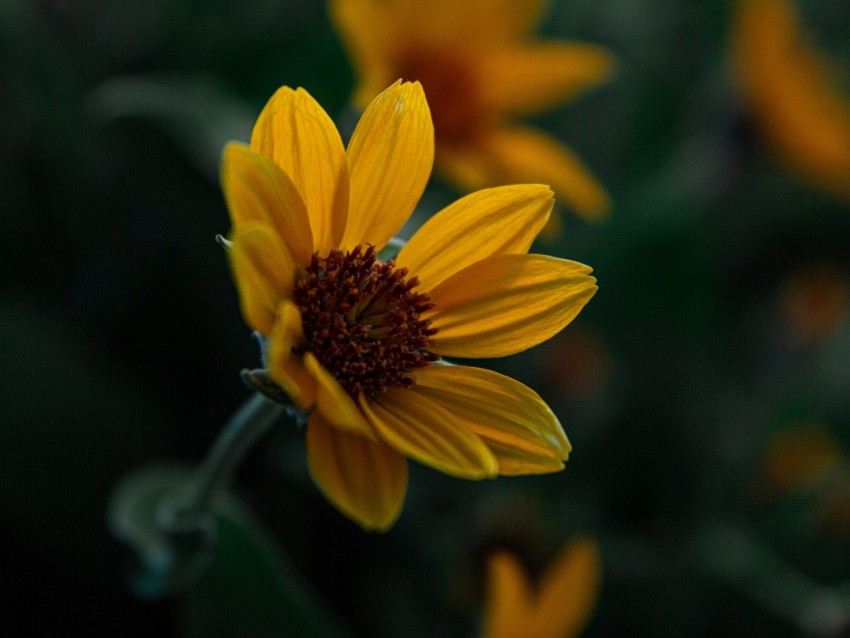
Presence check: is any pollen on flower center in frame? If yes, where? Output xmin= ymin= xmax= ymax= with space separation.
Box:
xmin=292 ymin=245 xmax=439 ymax=400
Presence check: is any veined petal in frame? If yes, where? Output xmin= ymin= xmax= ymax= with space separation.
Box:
xmin=437 ymin=126 xmax=611 ymax=222
xmin=427 ymin=254 xmax=597 ymax=358
xmin=412 ymin=366 xmax=570 ymax=476
xmin=268 ymin=300 xmax=316 ymax=410
xmin=478 ymin=43 xmax=617 ymax=116
xmin=221 ymin=143 xmax=314 ymax=267
xmin=341 ymin=81 xmax=434 ymax=251
xmin=483 ymin=550 xmax=536 ymax=638
xmin=228 ymin=222 xmax=296 ymax=335
xmin=306 ymin=411 xmax=408 ymax=532
xmin=530 ymin=538 xmax=601 ymax=638
xmin=250 ymin=86 xmax=349 ymax=253
xmin=359 ymin=389 xmax=499 ymax=479
xmin=303 ymin=352 xmax=377 ymax=439
xmin=396 ymin=185 xmax=553 ymax=293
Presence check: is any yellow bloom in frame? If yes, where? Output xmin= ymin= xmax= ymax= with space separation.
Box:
xmin=731 ymin=0 xmax=850 ymax=200
xmin=329 ymin=0 xmax=616 ymax=223
xmin=221 ymin=81 xmax=597 ymax=531
xmin=483 ymin=538 xmax=601 ymax=638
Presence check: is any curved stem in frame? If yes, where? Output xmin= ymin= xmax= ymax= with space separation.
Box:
xmin=180 ymin=392 xmax=286 ymax=520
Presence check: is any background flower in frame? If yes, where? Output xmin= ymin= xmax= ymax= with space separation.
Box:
xmin=329 ymin=0 xmax=617 ymax=224
xmin=4 ymin=0 xmax=850 ymax=636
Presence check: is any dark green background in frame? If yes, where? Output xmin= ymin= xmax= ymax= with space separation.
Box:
xmin=3 ymin=0 xmax=850 ymax=636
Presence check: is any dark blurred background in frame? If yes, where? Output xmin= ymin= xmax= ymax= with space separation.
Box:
xmin=3 ymin=0 xmax=850 ymax=636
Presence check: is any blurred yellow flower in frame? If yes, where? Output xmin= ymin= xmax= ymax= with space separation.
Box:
xmin=757 ymin=422 xmax=842 ymax=494
xmin=329 ymin=0 xmax=616 ymax=223
xmin=221 ymin=81 xmax=597 ymax=531
xmin=483 ymin=537 xmax=601 ymax=638
xmin=731 ymin=0 xmax=850 ymax=200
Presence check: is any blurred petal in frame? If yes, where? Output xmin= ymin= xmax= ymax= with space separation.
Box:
xmin=303 ymin=353 xmax=377 ymax=439
xmin=478 ymin=43 xmax=617 ymax=116
xmin=360 ymin=389 xmax=499 ymax=479
xmin=221 ymin=143 xmax=313 ymax=267
xmin=531 ymin=538 xmax=601 ymax=638
xmin=342 ymin=81 xmax=434 ymax=251
xmin=427 ymin=254 xmax=597 ymax=358
xmin=250 ymin=86 xmax=349 ymax=252
xmin=396 ymin=185 xmax=553 ymax=293
xmin=328 ymin=0 xmax=396 ymax=82
xmin=268 ymin=300 xmax=316 ymax=410
xmin=483 ymin=550 xmax=536 ymax=638
xmin=438 ymin=126 xmax=611 ymax=221
xmin=733 ymin=0 xmax=850 ymax=199
xmin=307 ymin=412 xmax=408 ymax=531
xmin=228 ymin=222 xmax=295 ymax=335
xmin=412 ymin=366 xmax=570 ymax=476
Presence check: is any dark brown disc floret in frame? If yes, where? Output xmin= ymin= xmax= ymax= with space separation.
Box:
xmin=292 ymin=245 xmax=439 ymax=400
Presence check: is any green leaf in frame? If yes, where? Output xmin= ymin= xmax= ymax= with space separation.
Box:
xmin=183 ymin=491 xmax=350 ymax=638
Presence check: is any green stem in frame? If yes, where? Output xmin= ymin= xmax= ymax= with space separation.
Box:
xmin=176 ymin=392 xmax=286 ymax=523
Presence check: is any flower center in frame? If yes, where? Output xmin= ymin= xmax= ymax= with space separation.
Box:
xmin=397 ymin=46 xmax=485 ymax=145
xmin=292 ymin=245 xmax=439 ymax=400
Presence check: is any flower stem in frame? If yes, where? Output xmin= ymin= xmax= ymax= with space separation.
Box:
xmin=179 ymin=392 xmax=285 ymax=522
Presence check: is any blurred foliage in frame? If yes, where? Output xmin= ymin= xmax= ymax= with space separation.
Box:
xmin=2 ymin=0 xmax=850 ymax=636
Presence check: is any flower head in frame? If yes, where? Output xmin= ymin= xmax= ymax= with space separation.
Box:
xmin=221 ymin=81 xmax=597 ymax=530
xmin=483 ymin=538 xmax=601 ymax=638
xmin=329 ymin=0 xmax=616 ymax=223
xmin=731 ymin=0 xmax=850 ymax=200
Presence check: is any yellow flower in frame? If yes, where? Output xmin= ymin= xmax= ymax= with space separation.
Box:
xmin=731 ymin=0 xmax=850 ymax=200
xmin=221 ymin=81 xmax=597 ymax=531
xmin=483 ymin=538 xmax=601 ymax=638
xmin=329 ymin=0 xmax=616 ymax=223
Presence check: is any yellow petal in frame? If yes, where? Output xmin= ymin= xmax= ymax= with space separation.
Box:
xmin=483 ymin=550 xmax=536 ymax=638
xmin=732 ymin=0 xmax=850 ymax=199
xmin=267 ymin=300 xmax=316 ymax=410
xmin=228 ymin=222 xmax=295 ymax=335
xmin=306 ymin=411 xmax=408 ymax=532
xmin=412 ymin=366 xmax=570 ymax=476
xmin=359 ymin=389 xmax=499 ymax=479
xmin=396 ymin=185 xmax=553 ymax=293
xmin=250 ymin=86 xmax=349 ymax=253
xmin=303 ymin=352 xmax=378 ymax=440
xmin=437 ymin=126 xmax=611 ymax=222
xmin=478 ymin=43 xmax=617 ymax=116
xmin=530 ymin=538 xmax=601 ymax=638
xmin=341 ymin=81 xmax=434 ymax=251
xmin=221 ymin=143 xmax=314 ymax=267
xmin=427 ymin=254 xmax=597 ymax=358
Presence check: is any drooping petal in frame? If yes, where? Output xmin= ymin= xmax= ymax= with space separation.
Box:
xmin=359 ymin=389 xmax=499 ymax=479
xmin=303 ymin=352 xmax=377 ymax=440
xmin=221 ymin=143 xmax=314 ymax=267
xmin=412 ymin=366 xmax=569 ymax=475
xmin=306 ymin=411 xmax=408 ymax=532
xmin=483 ymin=550 xmax=536 ymax=638
xmin=396 ymin=185 xmax=553 ymax=293
xmin=530 ymin=538 xmax=601 ymax=638
xmin=268 ymin=300 xmax=316 ymax=410
xmin=341 ymin=81 xmax=434 ymax=251
xmin=426 ymin=254 xmax=597 ymax=358
xmin=228 ymin=222 xmax=296 ymax=335
xmin=250 ymin=86 xmax=349 ymax=253
xmin=437 ymin=126 xmax=611 ymax=221
xmin=478 ymin=43 xmax=617 ymax=116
